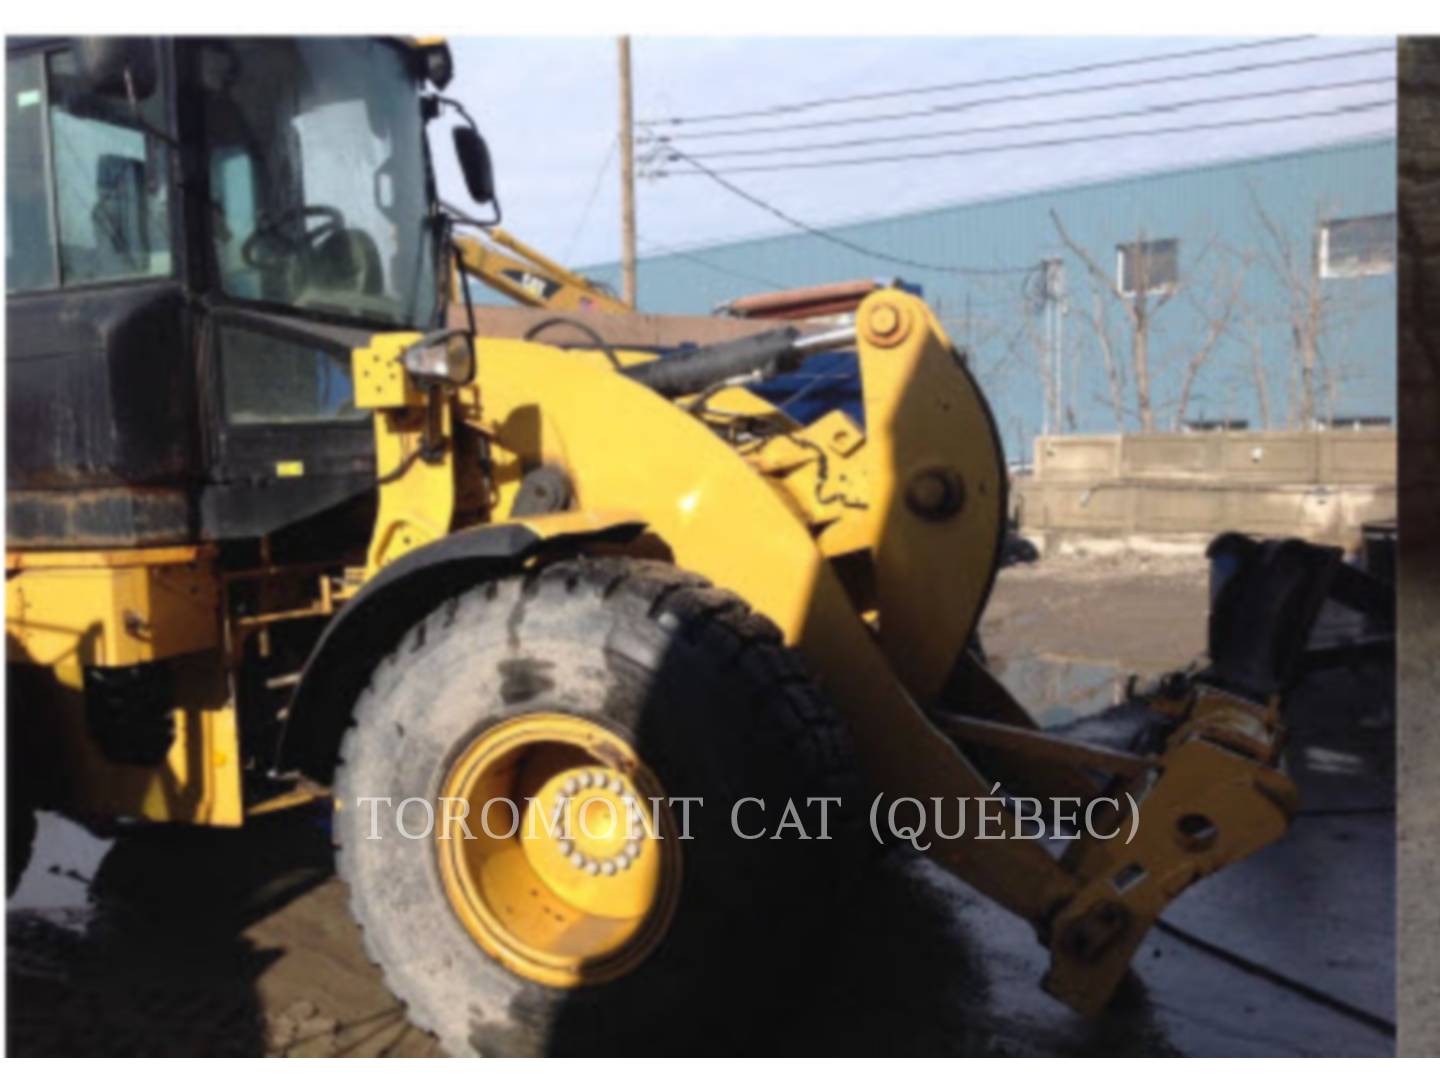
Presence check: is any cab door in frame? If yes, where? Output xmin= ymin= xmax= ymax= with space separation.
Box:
xmin=4 ymin=39 xmax=198 ymax=548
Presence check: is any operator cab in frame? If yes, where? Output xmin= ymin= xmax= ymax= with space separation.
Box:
xmin=4 ymin=36 xmax=482 ymax=551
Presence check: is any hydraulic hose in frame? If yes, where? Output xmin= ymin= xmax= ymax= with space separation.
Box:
xmin=623 ymin=325 xmax=856 ymax=399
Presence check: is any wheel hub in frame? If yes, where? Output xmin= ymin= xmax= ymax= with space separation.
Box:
xmin=435 ymin=713 xmax=681 ymax=988
xmin=522 ymin=765 xmax=659 ymax=919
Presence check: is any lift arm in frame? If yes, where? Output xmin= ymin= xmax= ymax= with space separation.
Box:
xmin=452 ymin=229 xmax=631 ymax=314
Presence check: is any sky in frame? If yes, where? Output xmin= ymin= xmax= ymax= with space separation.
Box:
xmin=432 ymin=37 xmax=1396 ymax=271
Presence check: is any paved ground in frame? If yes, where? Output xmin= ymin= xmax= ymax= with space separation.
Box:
xmin=6 ymin=554 xmax=1396 ymax=1056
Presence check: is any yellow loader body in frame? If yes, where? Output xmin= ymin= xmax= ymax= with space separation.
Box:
xmin=6 ymin=288 xmax=1295 ymax=1015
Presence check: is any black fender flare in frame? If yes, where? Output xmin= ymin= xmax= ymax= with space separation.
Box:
xmin=278 ymin=513 xmax=645 ymax=779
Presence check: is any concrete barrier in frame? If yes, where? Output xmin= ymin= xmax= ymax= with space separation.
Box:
xmin=1013 ymin=430 xmax=1396 ymax=553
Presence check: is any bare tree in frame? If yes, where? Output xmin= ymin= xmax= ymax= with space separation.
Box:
xmin=1051 ymin=209 xmax=1247 ymax=433
xmin=1248 ymin=190 xmax=1326 ymax=429
xmin=1078 ymin=285 xmax=1127 ymax=429
xmin=1245 ymin=186 xmax=1391 ymax=429
xmin=938 ymin=292 xmax=1030 ymax=387
xmin=1050 ymin=210 xmax=1183 ymax=431
xmin=1236 ymin=305 xmax=1273 ymax=430
xmin=1171 ymin=258 xmax=1248 ymax=428
xmin=1016 ymin=274 xmax=1062 ymax=433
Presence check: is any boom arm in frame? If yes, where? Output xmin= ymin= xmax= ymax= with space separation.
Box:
xmin=452 ymin=229 xmax=631 ymax=314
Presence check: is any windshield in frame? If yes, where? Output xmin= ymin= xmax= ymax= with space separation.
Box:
xmin=198 ymin=38 xmax=434 ymax=327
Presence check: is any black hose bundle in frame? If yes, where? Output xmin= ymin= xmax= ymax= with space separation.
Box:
xmin=622 ymin=327 xmax=801 ymax=399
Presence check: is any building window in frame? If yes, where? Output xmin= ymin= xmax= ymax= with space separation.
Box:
xmin=1116 ymin=238 xmax=1178 ymax=296
xmin=1319 ymin=214 xmax=1395 ymax=279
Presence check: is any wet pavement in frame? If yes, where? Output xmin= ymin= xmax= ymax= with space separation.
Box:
xmin=5 ymin=555 xmax=1395 ymax=1055
xmin=978 ymin=556 xmax=1395 ymax=1054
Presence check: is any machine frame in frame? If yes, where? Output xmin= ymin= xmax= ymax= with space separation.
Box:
xmin=5 ymin=33 xmax=1321 ymax=1024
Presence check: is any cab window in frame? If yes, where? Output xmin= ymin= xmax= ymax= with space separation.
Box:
xmin=4 ymin=47 xmax=172 ymax=293
xmin=6 ymin=53 xmax=56 ymax=290
xmin=219 ymin=323 xmax=361 ymax=426
xmin=210 ymin=147 xmax=260 ymax=298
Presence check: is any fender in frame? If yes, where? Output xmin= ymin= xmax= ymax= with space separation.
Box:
xmin=278 ymin=510 xmax=645 ymax=779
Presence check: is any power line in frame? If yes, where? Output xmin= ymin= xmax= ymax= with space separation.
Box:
xmin=641 ymin=36 xmax=1315 ymax=126
xmin=621 ymin=129 xmax=1388 ymax=260
xmin=646 ymin=99 xmax=1395 ymax=177
xmin=638 ymin=45 xmax=1395 ymax=144
xmin=561 ymin=136 xmax=618 ymax=263
xmin=653 ymin=147 xmax=1038 ymax=277
xmin=668 ymin=76 xmax=1395 ymax=162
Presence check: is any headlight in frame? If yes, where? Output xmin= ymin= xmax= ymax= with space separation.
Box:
xmin=401 ymin=330 xmax=475 ymax=386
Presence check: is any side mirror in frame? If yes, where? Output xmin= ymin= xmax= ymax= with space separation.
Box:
xmin=453 ymin=127 xmax=496 ymax=206
xmin=74 ymin=37 xmax=159 ymax=100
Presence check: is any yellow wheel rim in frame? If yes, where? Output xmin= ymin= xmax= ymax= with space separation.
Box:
xmin=436 ymin=713 xmax=682 ymax=987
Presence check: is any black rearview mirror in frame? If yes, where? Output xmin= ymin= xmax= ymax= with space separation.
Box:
xmin=74 ymin=37 xmax=159 ymax=101
xmin=454 ymin=127 xmax=496 ymax=206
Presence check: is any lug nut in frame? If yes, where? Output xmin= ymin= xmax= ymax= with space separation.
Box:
xmin=584 ymin=859 xmax=600 ymax=876
xmin=601 ymin=860 xmax=616 ymax=876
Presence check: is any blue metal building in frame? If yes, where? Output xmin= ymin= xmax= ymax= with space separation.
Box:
xmin=581 ymin=137 xmax=1396 ymax=458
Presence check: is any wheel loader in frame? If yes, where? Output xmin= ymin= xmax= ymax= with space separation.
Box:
xmin=4 ymin=35 xmax=1357 ymax=1055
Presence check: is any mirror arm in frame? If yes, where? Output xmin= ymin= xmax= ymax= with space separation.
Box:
xmin=420 ymin=386 xmax=449 ymax=463
xmin=453 ymin=236 xmax=478 ymax=338
xmin=462 ymin=192 xmax=501 ymax=229
xmin=431 ymin=97 xmax=502 ymax=226
xmin=433 ymin=95 xmax=479 ymax=131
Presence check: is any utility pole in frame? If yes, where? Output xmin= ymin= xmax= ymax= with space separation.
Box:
xmin=618 ymin=35 xmax=637 ymax=308
xmin=1040 ymin=257 xmax=1068 ymax=434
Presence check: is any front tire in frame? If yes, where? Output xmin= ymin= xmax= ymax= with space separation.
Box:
xmin=333 ymin=557 xmax=860 ymax=1055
